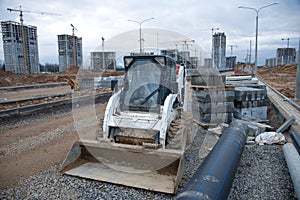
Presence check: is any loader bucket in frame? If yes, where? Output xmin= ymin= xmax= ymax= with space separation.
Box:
xmin=61 ymin=139 xmax=184 ymax=194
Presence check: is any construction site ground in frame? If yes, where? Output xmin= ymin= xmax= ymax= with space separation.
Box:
xmin=0 ymin=65 xmax=298 ymax=198
xmin=257 ymin=64 xmax=297 ymax=99
xmin=0 ymin=104 xmax=105 ymax=189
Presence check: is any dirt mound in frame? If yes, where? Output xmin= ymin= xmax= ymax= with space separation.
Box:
xmin=258 ymin=64 xmax=297 ymax=98
xmin=64 ymin=66 xmax=80 ymax=74
xmin=101 ymin=70 xmax=124 ymax=77
xmin=0 ymin=70 xmax=16 ymax=76
xmin=0 ymin=68 xmax=124 ymax=87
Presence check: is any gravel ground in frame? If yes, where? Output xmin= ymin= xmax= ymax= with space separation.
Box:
xmin=0 ymin=109 xmax=71 ymax=132
xmin=0 ymin=116 xmax=97 ymax=158
xmin=0 ymin=126 xmax=296 ymax=199
xmin=228 ymin=144 xmax=295 ymax=200
xmin=0 ymin=127 xmax=207 ymax=200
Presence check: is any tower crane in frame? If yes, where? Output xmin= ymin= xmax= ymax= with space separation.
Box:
xmin=7 ymin=6 xmax=60 ymax=74
xmin=281 ymin=38 xmax=299 ymax=48
xmin=228 ymin=45 xmax=238 ymax=56
xmin=281 ymin=38 xmax=290 ymax=48
xmin=174 ymin=39 xmax=195 ymax=51
xmin=70 ymin=24 xmax=78 ymax=67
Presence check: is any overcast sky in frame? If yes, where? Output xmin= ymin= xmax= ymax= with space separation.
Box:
xmin=1 ymin=0 xmax=299 ymax=66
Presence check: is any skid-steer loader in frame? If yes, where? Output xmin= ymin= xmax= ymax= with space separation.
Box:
xmin=61 ymin=55 xmax=193 ymax=194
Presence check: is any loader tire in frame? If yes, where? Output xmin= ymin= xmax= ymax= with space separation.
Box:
xmin=166 ymin=111 xmax=193 ymax=150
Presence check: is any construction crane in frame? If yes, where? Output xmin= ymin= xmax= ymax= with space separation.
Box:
xmin=228 ymin=45 xmax=238 ymax=56
xmin=175 ymin=39 xmax=195 ymax=51
xmin=281 ymin=38 xmax=299 ymax=48
xmin=159 ymin=39 xmax=195 ymax=64
xmin=173 ymin=39 xmax=195 ymax=65
xmin=160 ymin=39 xmax=195 ymax=50
xmin=7 ymin=6 xmax=60 ymax=74
xmin=70 ymin=24 xmax=78 ymax=67
xmin=281 ymin=38 xmax=290 ymax=48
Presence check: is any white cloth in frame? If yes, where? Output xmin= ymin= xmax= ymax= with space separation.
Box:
xmin=255 ymin=132 xmax=286 ymax=145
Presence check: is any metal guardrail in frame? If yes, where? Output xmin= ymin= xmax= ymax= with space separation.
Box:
xmin=260 ymin=79 xmax=300 ymax=111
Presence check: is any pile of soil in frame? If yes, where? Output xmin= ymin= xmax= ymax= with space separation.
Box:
xmin=258 ymin=64 xmax=297 ymax=98
xmin=63 ymin=66 xmax=80 ymax=74
xmin=101 ymin=70 xmax=124 ymax=77
xmin=0 ymin=67 xmax=124 ymax=87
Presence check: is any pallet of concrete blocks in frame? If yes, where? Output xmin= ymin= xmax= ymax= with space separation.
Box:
xmin=233 ymin=86 xmax=268 ymax=121
xmin=191 ymin=85 xmax=235 ymax=128
xmin=190 ymin=68 xmax=226 ymax=87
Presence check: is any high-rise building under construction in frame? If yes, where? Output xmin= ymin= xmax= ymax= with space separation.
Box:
xmin=1 ymin=21 xmax=40 ymax=74
xmin=213 ymin=32 xmax=226 ymax=70
xmin=57 ymin=34 xmax=82 ymax=72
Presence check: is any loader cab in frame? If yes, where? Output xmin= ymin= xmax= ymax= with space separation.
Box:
xmin=120 ymin=55 xmax=177 ymax=112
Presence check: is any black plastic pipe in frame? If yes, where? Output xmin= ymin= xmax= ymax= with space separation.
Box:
xmin=177 ymin=120 xmax=248 ymax=200
xmin=290 ymin=131 xmax=300 ymax=154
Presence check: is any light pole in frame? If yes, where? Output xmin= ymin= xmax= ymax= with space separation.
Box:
xmin=239 ymin=2 xmax=279 ymax=76
xmin=102 ymin=37 xmax=105 ymax=69
xmin=128 ymin=17 xmax=154 ymax=53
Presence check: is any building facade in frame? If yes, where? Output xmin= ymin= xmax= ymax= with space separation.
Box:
xmin=265 ymin=57 xmax=277 ymax=66
xmin=90 ymin=51 xmax=116 ymax=70
xmin=190 ymin=56 xmax=198 ymax=68
xmin=57 ymin=34 xmax=82 ymax=72
xmin=1 ymin=21 xmax=40 ymax=74
xmin=213 ymin=32 xmax=226 ymax=70
xmin=226 ymin=56 xmax=236 ymax=70
xmin=160 ymin=49 xmax=179 ymax=61
xmin=178 ymin=51 xmax=190 ymax=66
xmin=204 ymin=58 xmax=212 ymax=67
xmin=276 ymin=48 xmax=296 ymax=65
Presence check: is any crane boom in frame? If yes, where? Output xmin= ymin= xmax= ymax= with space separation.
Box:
xmin=228 ymin=45 xmax=238 ymax=56
xmin=70 ymin=24 xmax=78 ymax=67
xmin=7 ymin=7 xmax=61 ymax=16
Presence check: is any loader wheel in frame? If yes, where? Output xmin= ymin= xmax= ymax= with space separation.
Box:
xmin=166 ymin=111 xmax=193 ymax=150
xmin=166 ymin=111 xmax=184 ymax=150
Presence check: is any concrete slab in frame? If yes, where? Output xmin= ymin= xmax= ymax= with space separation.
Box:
xmin=234 ymin=99 xmax=267 ymax=108
xmin=192 ymin=112 xmax=233 ymax=124
xmin=191 ymin=74 xmax=226 ymax=86
xmin=234 ymin=106 xmax=268 ymax=121
xmin=192 ymin=90 xmax=235 ymax=103
xmin=192 ymin=101 xmax=234 ymax=113
xmin=234 ymin=87 xmax=267 ymax=101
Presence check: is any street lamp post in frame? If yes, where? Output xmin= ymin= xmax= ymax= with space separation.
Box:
xmin=128 ymin=18 xmax=154 ymax=53
xmin=239 ymin=2 xmax=279 ymax=76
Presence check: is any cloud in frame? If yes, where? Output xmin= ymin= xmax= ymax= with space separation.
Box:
xmin=0 ymin=0 xmax=299 ymax=66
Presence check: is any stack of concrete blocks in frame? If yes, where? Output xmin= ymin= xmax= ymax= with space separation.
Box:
xmin=190 ymin=68 xmax=235 ymax=126
xmin=233 ymin=85 xmax=268 ymax=121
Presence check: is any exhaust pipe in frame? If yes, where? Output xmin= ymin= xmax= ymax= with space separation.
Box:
xmin=177 ymin=120 xmax=248 ymax=200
